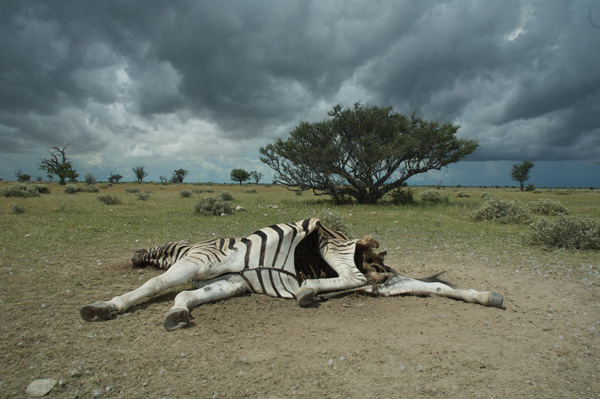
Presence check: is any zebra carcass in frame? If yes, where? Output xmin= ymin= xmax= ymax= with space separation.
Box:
xmin=80 ymin=218 xmax=504 ymax=331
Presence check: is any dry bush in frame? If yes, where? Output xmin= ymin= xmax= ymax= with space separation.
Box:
xmin=527 ymin=198 xmax=569 ymax=216
xmin=1 ymin=184 xmax=43 ymax=198
xmin=471 ymin=197 xmax=532 ymax=224
xmin=524 ymin=215 xmax=600 ymax=250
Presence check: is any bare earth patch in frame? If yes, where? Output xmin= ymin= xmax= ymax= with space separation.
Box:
xmin=1 ymin=250 xmax=598 ymax=398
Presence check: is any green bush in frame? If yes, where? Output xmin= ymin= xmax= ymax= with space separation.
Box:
xmin=97 ymin=194 xmax=121 ymax=205
xmin=125 ymin=188 xmax=141 ymax=194
xmin=136 ymin=192 xmax=151 ymax=201
xmin=419 ymin=190 xmax=449 ymax=204
xmin=456 ymin=192 xmax=470 ymax=198
xmin=84 ymin=185 xmax=99 ymax=193
xmin=1 ymin=184 xmax=42 ymax=198
xmin=193 ymin=196 xmax=233 ymax=216
xmin=389 ymin=187 xmax=414 ymax=205
xmin=471 ymin=197 xmax=532 ymax=224
xmin=527 ymin=199 xmax=569 ymax=216
xmin=193 ymin=188 xmax=214 ymax=194
xmin=180 ymin=190 xmax=192 ymax=198
xmin=64 ymin=184 xmax=83 ymax=194
xmin=218 ymin=191 xmax=234 ymax=201
xmin=245 ymin=189 xmax=258 ymax=194
xmin=524 ymin=215 xmax=600 ymax=250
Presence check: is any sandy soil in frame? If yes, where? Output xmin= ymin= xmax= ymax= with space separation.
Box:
xmin=1 ymin=250 xmax=598 ymax=398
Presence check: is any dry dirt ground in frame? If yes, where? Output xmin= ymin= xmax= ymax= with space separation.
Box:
xmin=1 ymin=249 xmax=599 ymax=398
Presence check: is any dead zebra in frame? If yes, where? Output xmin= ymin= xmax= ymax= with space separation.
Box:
xmin=80 ymin=218 xmax=504 ymax=331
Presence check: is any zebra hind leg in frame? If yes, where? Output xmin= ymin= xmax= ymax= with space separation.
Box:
xmin=164 ymin=275 xmax=249 ymax=332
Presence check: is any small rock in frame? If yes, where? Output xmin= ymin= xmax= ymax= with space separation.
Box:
xmin=26 ymin=379 xmax=57 ymax=396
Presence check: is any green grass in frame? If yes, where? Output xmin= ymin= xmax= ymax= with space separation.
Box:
xmin=1 ymin=183 xmax=598 ymax=277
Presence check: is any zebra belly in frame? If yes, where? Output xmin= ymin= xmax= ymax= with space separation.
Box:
xmin=241 ymin=268 xmax=300 ymax=299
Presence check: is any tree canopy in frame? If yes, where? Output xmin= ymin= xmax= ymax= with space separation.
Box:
xmin=511 ymin=161 xmax=535 ymax=191
xmin=260 ymin=103 xmax=478 ymax=204
xmin=38 ymin=145 xmax=78 ymax=185
xmin=230 ymin=168 xmax=251 ymax=185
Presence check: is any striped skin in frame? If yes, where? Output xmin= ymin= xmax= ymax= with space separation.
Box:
xmin=135 ymin=219 xmax=358 ymax=299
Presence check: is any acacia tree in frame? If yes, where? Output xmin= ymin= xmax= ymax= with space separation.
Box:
xmin=132 ymin=165 xmax=148 ymax=183
xmin=250 ymin=171 xmax=264 ymax=184
xmin=260 ymin=103 xmax=478 ymax=204
xmin=511 ymin=161 xmax=535 ymax=191
xmin=170 ymin=169 xmax=188 ymax=184
xmin=231 ymin=168 xmax=251 ymax=185
xmin=38 ymin=145 xmax=79 ymax=185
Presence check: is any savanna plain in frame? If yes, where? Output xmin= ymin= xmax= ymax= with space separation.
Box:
xmin=0 ymin=182 xmax=598 ymax=398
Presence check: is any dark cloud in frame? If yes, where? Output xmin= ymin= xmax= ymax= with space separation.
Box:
xmin=0 ymin=0 xmax=599 ymax=184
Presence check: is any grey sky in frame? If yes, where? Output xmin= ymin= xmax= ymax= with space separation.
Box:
xmin=1 ymin=1 xmax=599 ymax=186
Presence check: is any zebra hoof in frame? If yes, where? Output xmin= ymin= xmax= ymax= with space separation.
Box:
xmin=297 ymin=287 xmax=317 ymax=307
xmin=80 ymin=302 xmax=113 ymax=321
xmin=164 ymin=308 xmax=190 ymax=332
xmin=487 ymin=292 xmax=504 ymax=308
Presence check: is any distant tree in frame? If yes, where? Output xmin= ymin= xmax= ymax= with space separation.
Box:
xmin=260 ymin=103 xmax=478 ymax=204
xmin=250 ymin=171 xmax=264 ymax=184
xmin=511 ymin=161 xmax=535 ymax=191
xmin=231 ymin=168 xmax=251 ymax=185
xmin=170 ymin=169 xmax=188 ymax=184
xmin=15 ymin=170 xmax=31 ymax=182
xmin=108 ymin=173 xmax=123 ymax=184
xmin=38 ymin=144 xmax=79 ymax=185
xmin=132 ymin=165 xmax=148 ymax=183
xmin=84 ymin=173 xmax=96 ymax=185
xmin=159 ymin=175 xmax=169 ymax=183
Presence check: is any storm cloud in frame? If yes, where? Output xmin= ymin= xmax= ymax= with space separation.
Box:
xmin=1 ymin=0 xmax=599 ymax=184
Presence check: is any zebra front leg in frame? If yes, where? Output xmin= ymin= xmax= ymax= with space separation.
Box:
xmin=164 ymin=275 xmax=248 ymax=332
xmin=80 ymin=260 xmax=201 ymax=322
xmin=370 ymin=275 xmax=504 ymax=308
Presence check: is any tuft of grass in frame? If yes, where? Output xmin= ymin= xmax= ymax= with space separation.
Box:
xmin=180 ymin=190 xmax=192 ymax=198
xmin=524 ymin=215 xmax=600 ymax=250
xmin=12 ymin=203 xmax=25 ymax=214
xmin=471 ymin=197 xmax=532 ymax=224
xmin=97 ymin=194 xmax=121 ymax=205
xmin=193 ymin=195 xmax=233 ymax=216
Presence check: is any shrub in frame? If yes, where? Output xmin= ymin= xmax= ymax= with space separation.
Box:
xmin=193 ymin=188 xmax=214 ymax=194
xmin=84 ymin=173 xmax=97 ymax=185
xmin=64 ymin=184 xmax=83 ymax=194
xmin=193 ymin=196 xmax=233 ymax=216
xmin=389 ymin=187 xmax=414 ymax=205
xmin=419 ymin=190 xmax=449 ymax=204
xmin=527 ymin=199 xmax=569 ymax=216
xmin=136 ymin=192 xmax=151 ymax=201
xmin=524 ymin=215 xmax=600 ymax=250
xmin=471 ymin=197 xmax=532 ymax=224
xmin=525 ymin=183 xmax=536 ymax=192
xmin=125 ymin=188 xmax=141 ymax=194
xmin=480 ymin=193 xmax=497 ymax=200
xmin=97 ymin=194 xmax=121 ymax=205
xmin=318 ymin=212 xmax=349 ymax=236
xmin=180 ymin=190 xmax=192 ymax=198
xmin=1 ymin=184 xmax=42 ymax=198
xmin=456 ymin=192 xmax=470 ymax=198
xmin=245 ymin=189 xmax=258 ymax=194
xmin=84 ymin=185 xmax=99 ymax=193
xmin=12 ymin=203 xmax=25 ymax=214
xmin=218 ymin=191 xmax=234 ymax=201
